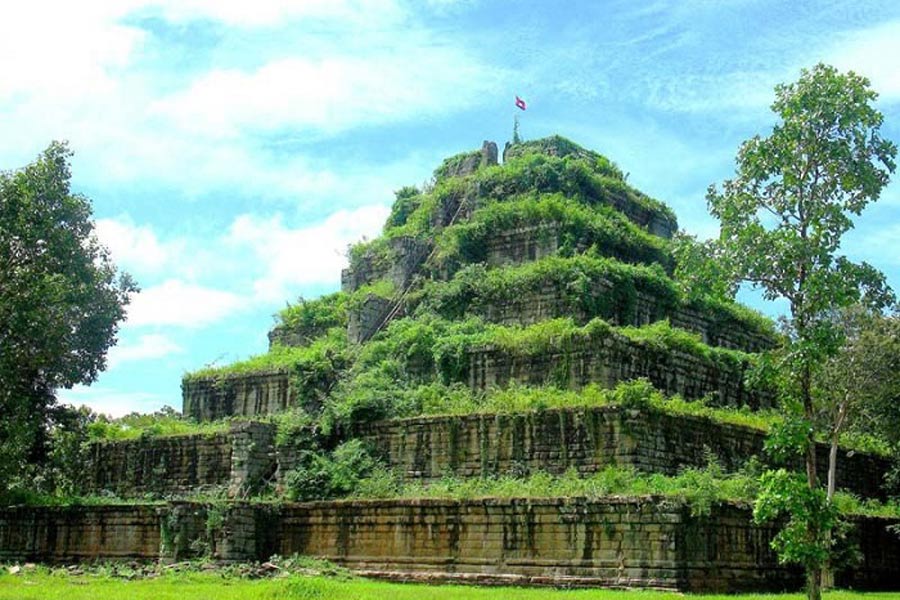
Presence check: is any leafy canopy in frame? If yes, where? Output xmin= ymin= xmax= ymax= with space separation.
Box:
xmin=708 ymin=63 xmax=895 ymax=337
xmin=0 ymin=142 xmax=136 ymax=494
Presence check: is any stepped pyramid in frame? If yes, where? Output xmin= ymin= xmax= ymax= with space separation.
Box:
xmin=2 ymin=136 xmax=898 ymax=592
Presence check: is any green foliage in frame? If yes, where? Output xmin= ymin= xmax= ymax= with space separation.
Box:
xmin=317 ymin=310 xmax=764 ymax=432
xmin=418 ymin=254 xmax=675 ymax=323
xmin=471 ymin=149 xmax=676 ymax=228
xmin=185 ymin=327 xmax=348 ymax=381
xmin=764 ymin=418 xmax=815 ymax=464
xmin=502 ymin=135 xmax=626 ymax=179
xmin=352 ymin=463 xmax=763 ymax=515
xmin=672 ymin=231 xmax=738 ymax=302
xmin=433 ymin=149 xmax=482 ymax=181
xmin=276 ymin=292 xmax=348 ymax=332
xmin=815 ymin=307 xmax=900 ymax=465
xmin=87 ymin=407 xmax=228 ymax=441
xmin=0 ymin=142 xmax=137 ymax=494
xmin=384 ymin=186 xmax=421 ymax=229
xmin=282 ymin=439 xmax=382 ymax=502
xmin=436 ymin=194 xmax=673 ymax=272
xmin=710 ymin=65 xmax=898 ymax=598
xmin=708 ymin=64 xmax=896 ymax=360
xmin=346 ymin=279 xmax=395 ymax=310
xmin=754 ymin=469 xmax=840 ymax=567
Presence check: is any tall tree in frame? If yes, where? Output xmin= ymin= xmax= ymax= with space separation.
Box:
xmin=706 ymin=64 xmax=896 ymax=600
xmin=0 ymin=142 xmax=136 ymax=495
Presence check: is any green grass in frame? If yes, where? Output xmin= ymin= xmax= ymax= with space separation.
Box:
xmin=348 ymin=463 xmax=900 ymax=519
xmin=1 ymin=570 xmax=899 ymax=600
xmin=183 ymin=326 xmax=348 ymax=382
xmin=87 ymin=412 xmax=229 ymax=441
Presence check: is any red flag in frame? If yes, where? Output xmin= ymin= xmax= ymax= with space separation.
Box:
xmin=515 ymin=95 xmax=527 ymax=111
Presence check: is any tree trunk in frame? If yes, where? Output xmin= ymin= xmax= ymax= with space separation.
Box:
xmin=808 ymin=566 xmax=823 ymax=600
xmin=802 ymin=362 xmax=823 ymax=600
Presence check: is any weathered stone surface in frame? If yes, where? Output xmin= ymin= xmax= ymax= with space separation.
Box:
xmin=87 ymin=422 xmax=278 ymax=499
xmin=228 ymin=422 xmax=277 ymax=498
xmin=467 ymin=336 xmax=772 ymax=409
xmin=88 ymin=432 xmax=232 ymax=497
xmin=453 ymin=274 xmax=775 ymax=353
xmin=357 ymin=407 xmax=890 ymax=499
xmin=276 ymin=498 xmax=896 ymax=592
xmin=485 ymin=225 xmax=561 ymax=268
xmin=182 ymin=371 xmax=294 ymax=421
xmin=2 ymin=500 xmax=897 ymax=592
xmin=84 ymin=406 xmax=889 ymax=501
xmin=0 ymin=505 xmax=161 ymax=562
xmin=347 ymin=294 xmax=395 ymax=344
xmin=341 ymin=236 xmax=431 ymax=295
xmin=267 ymin=322 xmax=326 ymax=349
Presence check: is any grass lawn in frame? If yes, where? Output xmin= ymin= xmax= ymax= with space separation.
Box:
xmin=2 ymin=572 xmax=900 ymax=600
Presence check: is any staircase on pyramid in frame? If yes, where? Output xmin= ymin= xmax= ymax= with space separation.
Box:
xmin=2 ymin=136 xmax=897 ymax=592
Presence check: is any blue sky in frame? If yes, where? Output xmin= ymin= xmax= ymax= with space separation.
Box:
xmin=2 ymin=0 xmax=899 ymax=416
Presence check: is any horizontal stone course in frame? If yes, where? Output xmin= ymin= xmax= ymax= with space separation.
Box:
xmin=456 ymin=277 xmax=774 ymax=354
xmin=182 ymin=371 xmax=294 ymax=421
xmin=85 ymin=407 xmax=888 ymax=501
xmin=357 ymin=406 xmax=890 ymax=500
xmin=88 ymin=432 xmax=231 ymax=497
xmin=87 ymin=422 xmax=276 ymax=499
xmin=0 ymin=505 xmax=162 ymax=562
xmin=467 ymin=336 xmax=771 ymax=409
xmin=4 ymin=499 xmax=896 ymax=592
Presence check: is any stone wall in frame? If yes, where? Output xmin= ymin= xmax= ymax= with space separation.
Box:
xmin=358 ymin=407 xmax=890 ymax=500
xmin=2 ymin=500 xmax=897 ymax=591
xmin=467 ymin=336 xmax=771 ymax=409
xmin=182 ymin=371 xmax=294 ymax=421
xmin=465 ymin=278 xmax=774 ymax=354
xmin=276 ymin=498 xmax=896 ymax=591
xmin=347 ymin=294 xmax=396 ymax=344
xmin=87 ymin=422 xmax=277 ymax=499
xmin=341 ymin=236 xmax=431 ymax=295
xmin=485 ymin=225 xmax=562 ymax=269
xmin=482 ymin=222 xmax=675 ymax=273
xmin=228 ymin=422 xmax=277 ymax=498
xmin=267 ymin=322 xmax=328 ymax=349
xmin=88 ymin=432 xmax=232 ymax=497
xmin=0 ymin=505 xmax=162 ymax=562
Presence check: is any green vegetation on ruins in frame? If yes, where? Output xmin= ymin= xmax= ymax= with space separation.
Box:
xmin=275 ymin=292 xmax=348 ymax=332
xmin=349 ymin=136 xmax=676 ymax=271
xmin=413 ymin=253 xmax=775 ymax=339
xmin=14 ymin=133 xmax=894 ymax=545
xmin=184 ymin=327 xmax=350 ymax=382
xmin=433 ymin=193 xmax=675 ymax=273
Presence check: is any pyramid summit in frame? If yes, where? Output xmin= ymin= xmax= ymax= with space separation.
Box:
xmin=2 ymin=135 xmax=897 ymax=591
xmin=184 ymin=134 xmax=774 ymax=422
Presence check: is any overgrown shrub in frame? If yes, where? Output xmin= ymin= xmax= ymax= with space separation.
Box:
xmin=282 ymin=439 xmax=383 ymax=501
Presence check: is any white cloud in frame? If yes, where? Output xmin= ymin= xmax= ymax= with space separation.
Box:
xmin=95 ymin=217 xmax=180 ymax=274
xmin=127 ymin=280 xmax=246 ymax=327
xmin=145 ymin=0 xmax=404 ymax=27
xmin=0 ymin=3 xmax=144 ymax=100
xmin=228 ymin=204 xmax=390 ymax=301
xmin=828 ymin=20 xmax=900 ymax=103
xmin=107 ymin=334 xmax=184 ymax=368
xmin=154 ymin=50 xmax=503 ymax=138
xmin=0 ymin=0 xmax=497 ymax=205
xmin=58 ymin=386 xmax=173 ymax=418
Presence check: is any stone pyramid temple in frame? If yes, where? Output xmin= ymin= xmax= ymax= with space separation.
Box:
xmin=2 ymin=136 xmax=898 ymax=591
